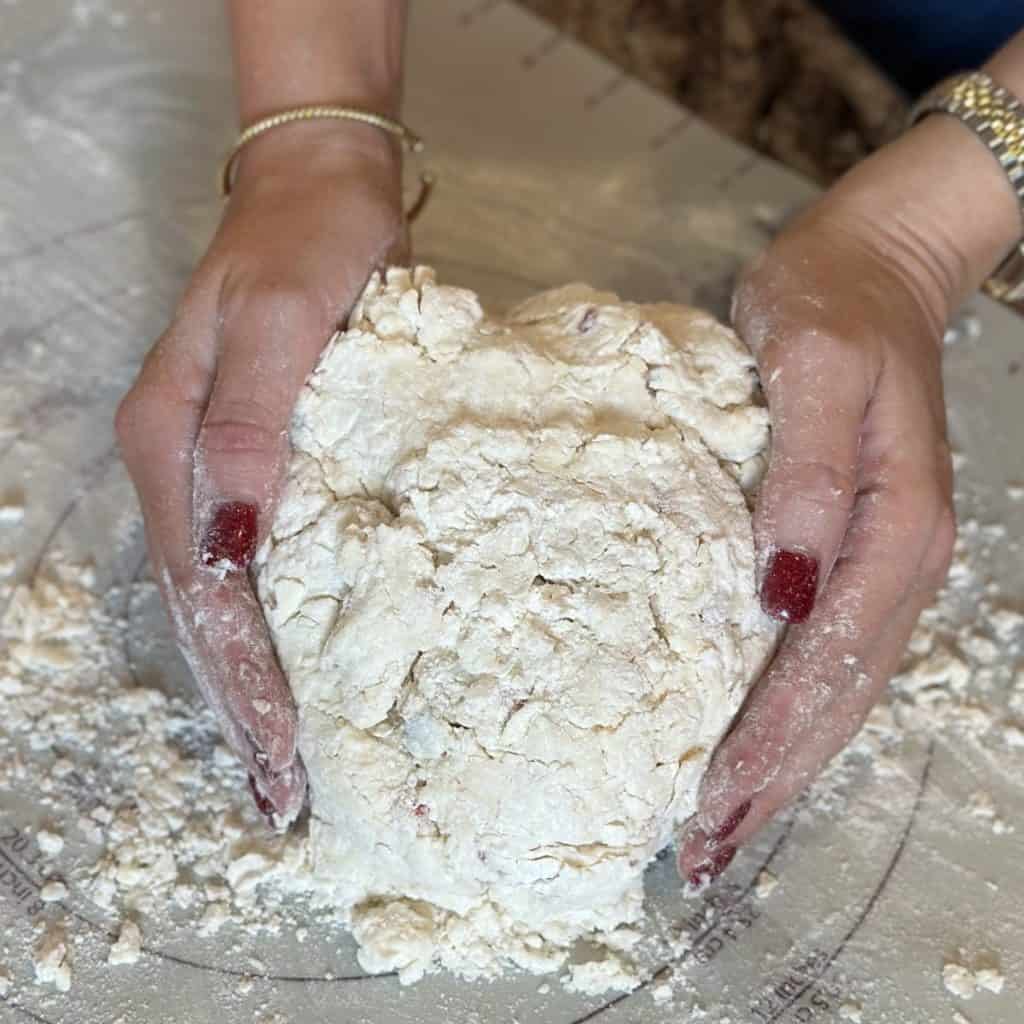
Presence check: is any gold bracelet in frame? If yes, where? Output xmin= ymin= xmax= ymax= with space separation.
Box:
xmin=219 ymin=104 xmax=428 ymax=201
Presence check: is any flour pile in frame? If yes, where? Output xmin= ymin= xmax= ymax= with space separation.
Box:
xmin=254 ymin=267 xmax=778 ymax=982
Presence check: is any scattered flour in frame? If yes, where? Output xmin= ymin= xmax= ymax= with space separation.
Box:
xmin=0 ymin=559 xmax=311 ymax=980
xmin=965 ymin=791 xmax=1014 ymax=835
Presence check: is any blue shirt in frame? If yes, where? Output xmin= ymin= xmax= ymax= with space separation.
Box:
xmin=818 ymin=1 xmax=1024 ymax=93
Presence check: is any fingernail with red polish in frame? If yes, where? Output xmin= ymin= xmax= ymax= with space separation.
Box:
xmin=248 ymin=772 xmax=277 ymax=827
xmin=201 ymin=501 xmax=258 ymax=569
xmin=761 ymin=549 xmax=818 ymax=623
xmin=687 ymin=845 xmax=736 ymax=888
xmin=709 ymin=799 xmax=751 ymax=847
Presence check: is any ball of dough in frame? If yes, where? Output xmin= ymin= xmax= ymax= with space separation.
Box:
xmin=255 ymin=267 xmax=777 ymax=983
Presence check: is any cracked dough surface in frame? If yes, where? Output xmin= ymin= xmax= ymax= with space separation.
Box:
xmin=255 ymin=267 xmax=777 ymax=984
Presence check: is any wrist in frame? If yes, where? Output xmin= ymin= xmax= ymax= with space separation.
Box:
xmin=822 ymin=111 xmax=1020 ymax=325
xmin=229 ymin=1 xmax=406 ymax=126
xmin=820 ymin=31 xmax=1024 ymax=321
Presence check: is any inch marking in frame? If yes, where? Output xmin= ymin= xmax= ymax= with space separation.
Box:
xmin=717 ymin=153 xmax=760 ymax=191
xmin=760 ymin=742 xmax=935 ymax=1023
xmin=521 ymin=29 xmax=564 ymax=69
xmin=648 ymin=115 xmax=691 ymax=151
xmin=584 ymin=73 xmax=627 ymax=111
xmin=569 ymin=803 xmax=802 ymax=1024
xmin=458 ymin=0 xmax=503 ymax=27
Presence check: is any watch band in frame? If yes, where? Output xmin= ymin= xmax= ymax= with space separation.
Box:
xmin=909 ymin=71 xmax=1024 ymax=303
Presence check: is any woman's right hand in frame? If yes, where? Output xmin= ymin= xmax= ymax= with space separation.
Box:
xmin=116 ymin=124 xmax=405 ymax=827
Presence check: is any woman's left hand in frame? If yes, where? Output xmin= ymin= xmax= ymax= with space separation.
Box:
xmin=676 ymin=107 xmax=1020 ymax=883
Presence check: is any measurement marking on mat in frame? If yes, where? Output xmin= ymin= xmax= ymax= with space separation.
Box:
xmin=584 ymin=74 xmax=628 ymax=110
xmin=648 ymin=115 xmax=691 ymax=151
xmin=0 ymin=827 xmax=46 ymax=919
xmin=522 ymin=29 xmax=564 ymax=68
xmin=458 ymin=0 xmax=503 ymax=27
xmin=717 ymin=153 xmax=760 ymax=191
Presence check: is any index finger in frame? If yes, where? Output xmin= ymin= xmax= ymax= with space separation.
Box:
xmin=677 ymin=443 xmax=953 ymax=882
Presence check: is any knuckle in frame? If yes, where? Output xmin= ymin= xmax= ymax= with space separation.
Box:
xmin=198 ymin=406 xmax=283 ymax=459
xmin=922 ymin=499 xmax=957 ymax=588
xmin=113 ymin=388 xmax=141 ymax=445
xmin=884 ymin=483 xmax=932 ymax=537
xmin=114 ymin=383 xmax=157 ymax=455
xmin=115 ymin=329 xmax=208 ymax=455
xmin=770 ymin=456 xmax=857 ymax=513
xmin=883 ymin=479 xmax=956 ymax=588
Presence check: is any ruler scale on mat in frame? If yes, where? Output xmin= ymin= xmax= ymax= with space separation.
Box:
xmin=0 ymin=2 xmax=1022 ymax=1022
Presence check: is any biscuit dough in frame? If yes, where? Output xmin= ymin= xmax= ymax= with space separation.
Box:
xmin=255 ymin=267 xmax=776 ymax=983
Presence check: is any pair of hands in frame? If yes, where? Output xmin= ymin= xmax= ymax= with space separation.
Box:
xmin=116 ymin=120 xmax=959 ymax=868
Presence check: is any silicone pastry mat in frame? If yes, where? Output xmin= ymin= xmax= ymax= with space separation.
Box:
xmin=1 ymin=2 xmax=1022 ymax=1021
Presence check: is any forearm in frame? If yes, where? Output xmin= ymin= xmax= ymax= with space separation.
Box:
xmin=228 ymin=0 xmax=407 ymax=123
xmin=820 ymin=30 xmax=1024 ymax=322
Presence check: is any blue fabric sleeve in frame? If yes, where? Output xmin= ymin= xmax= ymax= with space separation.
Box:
xmin=817 ymin=1 xmax=1024 ymax=94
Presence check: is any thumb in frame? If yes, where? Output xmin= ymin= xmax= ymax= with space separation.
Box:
xmin=188 ymin=283 xmax=338 ymax=801
xmin=193 ymin=283 xmax=336 ymax=528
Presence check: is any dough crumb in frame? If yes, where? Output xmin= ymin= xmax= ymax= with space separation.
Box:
xmin=107 ymin=920 xmax=142 ymax=966
xmin=755 ymin=869 xmax=779 ymax=899
xmin=837 ymin=1001 xmax=863 ymax=1022
xmin=564 ymin=954 xmax=639 ymax=995
xmin=39 ymin=880 xmax=68 ymax=902
xmin=975 ymin=967 xmax=1005 ymax=995
xmin=942 ymin=953 xmax=1005 ymax=1000
xmin=36 ymin=828 xmax=64 ymax=857
xmin=0 ymin=503 xmax=25 ymax=524
xmin=198 ymin=902 xmax=229 ymax=937
xmin=943 ymin=962 xmax=977 ymax=1000
xmin=33 ymin=921 xmax=71 ymax=992
xmin=652 ymin=981 xmax=674 ymax=1003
